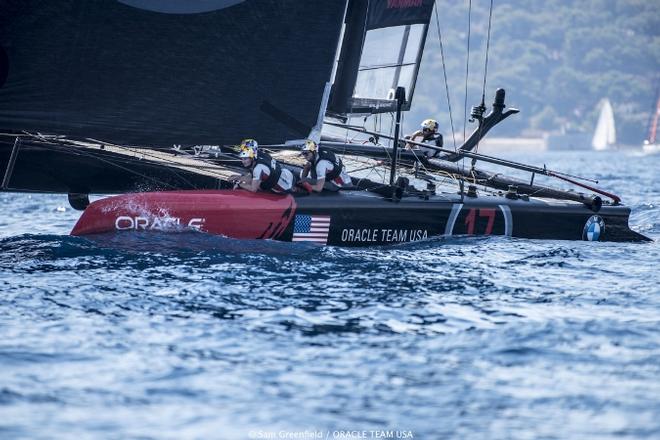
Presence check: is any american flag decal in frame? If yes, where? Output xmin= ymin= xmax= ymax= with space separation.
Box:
xmin=292 ymin=214 xmax=331 ymax=244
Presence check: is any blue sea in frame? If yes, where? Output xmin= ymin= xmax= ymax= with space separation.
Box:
xmin=1 ymin=151 xmax=659 ymax=440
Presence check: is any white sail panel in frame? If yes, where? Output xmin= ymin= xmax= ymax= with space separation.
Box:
xmin=592 ymin=99 xmax=616 ymax=150
xmin=353 ymin=24 xmax=426 ymax=104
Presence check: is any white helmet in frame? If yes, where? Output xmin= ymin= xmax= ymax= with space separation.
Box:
xmin=238 ymin=139 xmax=258 ymax=159
xmin=301 ymin=139 xmax=318 ymax=154
xmin=421 ymin=119 xmax=438 ymax=132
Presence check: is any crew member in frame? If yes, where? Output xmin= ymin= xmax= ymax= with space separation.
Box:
xmin=405 ymin=118 xmax=443 ymax=157
xmin=299 ymin=139 xmax=352 ymax=192
xmin=230 ymin=139 xmax=294 ymax=193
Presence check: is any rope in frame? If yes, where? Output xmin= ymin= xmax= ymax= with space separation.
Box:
xmin=23 ymin=133 xmax=245 ymax=189
xmin=461 ymin=0 xmax=473 ymax=178
xmin=71 ymin=143 xmax=202 ymax=189
xmin=463 ymin=0 xmax=473 ymax=143
xmin=433 ymin=2 xmax=457 ymax=151
xmin=93 ymin=144 xmax=204 ymax=187
xmin=481 ymin=0 xmax=495 ymax=106
xmin=472 ymin=0 xmax=495 ymax=166
xmin=46 ymin=141 xmax=180 ymax=190
xmin=85 ymin=137 xmax=243 ymax=182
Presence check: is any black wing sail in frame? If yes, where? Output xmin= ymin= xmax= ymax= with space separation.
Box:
xmin=0 ymin=0 xmax=347 ymax=146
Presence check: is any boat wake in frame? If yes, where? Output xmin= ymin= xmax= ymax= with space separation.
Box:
xmin=0 ymin=232 xmax=323 ymax=265
xmin=1 ymin=220 xmax=659 ymax=439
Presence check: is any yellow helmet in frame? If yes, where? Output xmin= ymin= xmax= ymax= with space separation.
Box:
xmin=301 ymin=139 xmax=318 ymax=154
xmin=421 ymin=119 xmax=438 ymax=132
xmin=238 ymin=139 xmax=258 ymax=159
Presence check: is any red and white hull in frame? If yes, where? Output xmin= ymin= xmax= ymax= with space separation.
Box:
xmin=71 ymin=191 xmax=296 ymax=240
xmin=71 ymin=189 xmax=649 ymax=245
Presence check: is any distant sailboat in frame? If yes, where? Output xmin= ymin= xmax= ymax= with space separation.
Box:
xmin=592 ymin=98 xmax=616 ymax=150
xmin=642 ymin=95 xmax=660 ymax=155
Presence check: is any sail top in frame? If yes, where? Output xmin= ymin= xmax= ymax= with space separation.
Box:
xmin=0 ymin=0 xmax=347 ymax=147
xmin=592 ymin=98 xmax=616 ymax=150
xmin=366 ymin=0 xmax=435 ymax=30
xmin=328 ymin=0 xmax=434 ymax=116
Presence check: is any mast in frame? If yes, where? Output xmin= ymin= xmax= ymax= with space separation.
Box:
xmin=389 ymin=86 xmax=406 ymax=186
xmin=328 ymin=0 xmax=369 ymax=116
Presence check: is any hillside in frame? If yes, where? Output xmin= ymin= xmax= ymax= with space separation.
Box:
xmin=410 ymin=0 xmax=660 ymax=145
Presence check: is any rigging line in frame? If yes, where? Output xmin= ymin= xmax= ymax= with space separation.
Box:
xmin=373 ymin=167 xmax=386 ymax=183
xmin=83 ymin=138 xmax=236 ymax=182
xmin=433 ymin=1 xmax=457 ymax=151
xmin=406 ymin=147 xmax=431 ymax=176
xmin=470 ymin=0 xmax=495 ymax=169
xmin=89 ymin=137 xmax=238 ymax=169
xmin=399 ymin=110 xmax=406 ymax=168
xmin=390 ymin=111 xmax=399 ymax=171
xmin=363 ymin=165 xmax=382 ymax=182
xmin=92 ymin=144 xmax=203 ymax=189
xmin=463 ymin=0 xmax=473 ymax=143
xmin=11 ymin=133 xmax=231 ymax=187
xmin=461 ymin=0 xmax=473 ymax=179
xmin=63 ymin=141 xmax=203 ymax=189
xmin=347 ymin=161 xmax=385 ymax=174
xmin=344 ymin=155 xmax=383 ymax=167
xmin=348 ymin=156 xmax=386 ymax=183
xmin=86 ymin=137 xmax=199 ymax=165
xmin=51 ymin=135 xmax=241 ymax=188
xmin=70 ymin=143 xmax=200 ymax=189
xmin=374 ymin=114 xmax=395 ymax=166
xmin=481 ymin=0 xmax=495 ymax=104
xmin=85 ymin=136 xmax=191 ymax=151
xmin=0 ymin=132 xmax=34 ymax=138
xmin=44 ymin=141 xmax=180 ymax=190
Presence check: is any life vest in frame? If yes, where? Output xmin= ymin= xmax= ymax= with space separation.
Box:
xmin=423 ymin=132 xmax=443 ymax=148
xmin=311 ymin=149 xmax=343 ymax=181
xmin=253 ymin=151 xmax=282 ymax=191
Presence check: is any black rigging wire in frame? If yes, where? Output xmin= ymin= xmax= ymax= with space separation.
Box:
xmin=481 ymin=0 xmax=495 ymax=107
xmin=433 ymin=1 xmax=457 ymax=151
xmin=463 ymin=0 xmax=473 ymax=144
xmin=471 ymin=0 xmax=495 ymax=168
xmin=46 ymin=141 xmax=181 ymax=190
xmin=84 ymin=140 xmax=202 ymax=189
xmin=16 ymin=133 xmax=245 ymax=190
xmin=460 ymin=0 xmax=474 ymax=179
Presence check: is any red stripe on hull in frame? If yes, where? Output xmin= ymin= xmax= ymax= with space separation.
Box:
xmin=71 ymin=190 xmax=296 ymax=239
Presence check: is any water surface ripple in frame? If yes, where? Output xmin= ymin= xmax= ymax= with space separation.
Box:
xmin=0 ymin=152 xmax=659 ymax=439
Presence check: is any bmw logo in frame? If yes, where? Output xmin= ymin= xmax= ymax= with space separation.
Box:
xmin=583 ymin=215 xmax=605 ymax=241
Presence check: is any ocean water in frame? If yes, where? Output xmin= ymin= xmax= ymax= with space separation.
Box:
xmin=0 ymin=151 xmax=659 ymax=440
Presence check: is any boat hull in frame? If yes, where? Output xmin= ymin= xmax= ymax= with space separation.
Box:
xmin=70 ymin=190 xmax=650 ymax=245
xmin=643 ymin=143 xmax=659 ymax=155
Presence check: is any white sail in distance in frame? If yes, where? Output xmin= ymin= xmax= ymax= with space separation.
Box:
xmin=592 ymin=98 xmax=616 ymax=150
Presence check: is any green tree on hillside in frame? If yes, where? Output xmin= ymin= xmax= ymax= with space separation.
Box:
xmin=411 ymin=0 xmax=660 ymax=144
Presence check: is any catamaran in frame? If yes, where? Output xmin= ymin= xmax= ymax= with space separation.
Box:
xmin=0 ymin=0 xmax=650 ymax=245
